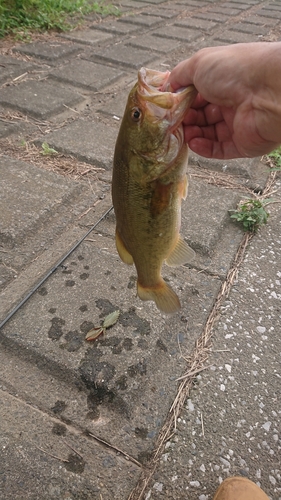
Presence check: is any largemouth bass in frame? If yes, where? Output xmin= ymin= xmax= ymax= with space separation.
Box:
xmin=112 ymin=67 xmax=197 ymax=313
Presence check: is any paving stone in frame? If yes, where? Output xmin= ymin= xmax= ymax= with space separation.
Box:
xmin=0 ymin=120 xmax=18 ymax=138
xmin=39 ymin=118 xmax=118 ymax=169
xmin=1 ymin=232 xmax=222 ymax=459
xmin=193 ymin=12 xmax=230 ymax=23
xmin=127 ymin=33 xmax=181 ymax=53
xmin=220 ymin=1 xmax=252 ymax=9
xmin=0 ymin=156 xmax=84 ymax=247
xmin=214 ymin=30 xmax=262 ymax=44
xmin=228 ymin=0 xmax=259 ymax=3
xmin=152 ymin=25 xmax=201 ymax=42
xmin=143 ymin=8 xmax=178 ymax=18
xmin=50 ymin=59 xmax=124 ymax=91
xmin=93 ymin=20 xmax=139 ymax=35
xmin=136 ymin=0 xmax=168 ymax=3
xmin=0 ymin=79 xmax=84 ymax=119
xmin=175 ymin=17 xmax=219 ymax=32
xmin=118 ymin=13 xmax=163 ymax=27
xmin=118 ymin=0 xmax=151 ymax=8
xmin=0 ymin=389 xmax=140 ymax=500
xmin=14 ymin=41 xmax=82 ymax=62
xmin=255 ymin=7 xmax=281 ymax=19
xmin=244 ymin=14 xmax=280 ymax=26
xmin=175 ymin=0 xmax=208 ymax=6
xmin=266 ymin=1 xmax=281 ymax=10
xmin=85 ymin=43 xmax=157 ymax=69
xmin=0 ymin=55 xmax=39 ymax=85
xmin=60 ymin=28 xmax=113 ymax=45
xmin=98 ymin=90 xmax=129 ymax=119
xmin=210 ymin=6 xmax=242 ymax=16
xmin=229 ymin=22 xmax=269 ymax=35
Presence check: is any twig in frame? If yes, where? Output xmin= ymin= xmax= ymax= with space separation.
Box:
xmin=87 ymin=431 xmax=142 ymax=468
xmin=64 ymin=442 xmax=84 ymax=459
xmin=34 ymin=445 xmax=69 ymax=463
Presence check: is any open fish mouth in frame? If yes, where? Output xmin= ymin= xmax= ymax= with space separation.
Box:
xmin=137 ymin=67 xmax=197 ymax=132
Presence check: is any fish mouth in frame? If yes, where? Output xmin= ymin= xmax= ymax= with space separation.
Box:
xmin=137 ymin=67 xmax=197 ymax=134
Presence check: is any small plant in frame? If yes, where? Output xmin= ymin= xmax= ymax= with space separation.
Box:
xmin=41 ymin=142 xmax=58 ymax=155
xmin=230 ymin=199 xmax=270 ymax=233
xmin=268 ymin=146 xmax=281 ymax=171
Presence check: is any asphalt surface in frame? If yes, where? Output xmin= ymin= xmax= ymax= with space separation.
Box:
xmin=0 ymin=1 xmax=280 ymax=499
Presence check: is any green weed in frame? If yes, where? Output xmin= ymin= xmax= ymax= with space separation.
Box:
xmin=41 ymin=142 xmax=58 ymax=155
xmin=268 ymin=145 xmax=281 ymax=171
xmin=0 ymin=0 xmax=120 ymax=38
xmin=230 ymin=199 xmax=270 ymax=233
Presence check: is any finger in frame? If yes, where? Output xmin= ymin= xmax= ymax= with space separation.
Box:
xmin=188 ymin=137 xmax=241 ymax=159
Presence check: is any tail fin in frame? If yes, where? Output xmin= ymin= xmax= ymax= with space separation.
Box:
xmin=137 ymin=278 xmax=180 ymax=314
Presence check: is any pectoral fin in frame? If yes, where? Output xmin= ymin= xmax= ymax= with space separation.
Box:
xmin=115 ymin=229 xmax=134 ymax=265
xmin=166 ymin=236 xmax=195 ymax=267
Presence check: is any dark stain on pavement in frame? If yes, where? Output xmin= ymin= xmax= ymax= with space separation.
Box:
xmin=48 ymin=317 xmax=65 ymax=340
xmin=64 ymin=453 xmax=85 ymax=474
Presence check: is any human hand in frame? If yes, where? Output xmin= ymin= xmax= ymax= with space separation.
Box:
xmin=168 ymin=43 xmax=281 ymax=159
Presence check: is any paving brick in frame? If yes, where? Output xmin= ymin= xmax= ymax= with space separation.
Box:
xmin=0 ymin=156 xmax=84 ymax=247
xmin=229 ymin=22 xmax=269 ymax=35
xmin=136 ymin=0 xmax=168 ymax=3
xmin=209 ymin=6 xmax=242 ymax=16
xmin=227 ymin=0 xmax=259 ymax=3
xmin=0 ymin=80 xmax=85 ymax=120
xmin=175 ymin=0 xmax=208 ymax=6
xmin=118 ymin=13 xmax=163 ymax=27
xmin=214 ymin=30 xmax=261 ymax=44
xmin=85 ymin=43 xmax=157 ymax=69
xmin=0 ymin=121 xmax=18 ymax=138
xmin=220 ymin=1 xmax=252 ymax=9
xmin=143 ymin=8 xmax=178 ymax=18
xmin=118 ymin=0 xmax=151 ymax=7
xmin=127 ymin=33 xmax=181 ymax=53
xmin=60 ymin=28 xmax=113 ymax=45
xmin=244 ymin=14 xmax=280 ymax=26
xmin=0 ymin=55 xmax=39 ymax=85
xmin=152 ymin=25 xmax=201 ymax=42
xmin=193 ymin=12 xmax=229 ymax=23
xmin=256 ymin=8 xmax=281 ymax=19
xmin=50 ymin=59 xmax=124 ymax=91
xmin=40 ymin=118 xmax=118 ymax=169
xmin=175 ymin=17 xmax=219 ymax=32
xmin=94 ymin=20 xmax=139 ymax=35
xmin=14 ymin=41 xmax=82 ymax=62
xmin=266 ymin=2 xmax=281 ymax=10
xmin=98 ymin=90 xmax=129 ymax=119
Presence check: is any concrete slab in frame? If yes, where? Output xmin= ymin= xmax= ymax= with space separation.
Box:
xmin=86 ymin=43 xmax=157 ymax=69
xmin=214 ymin=30 xmax=261 ymax=44
xmin=119 ymin=14 xmax=163 ymax=27
xmin=98 ymin=89 xmax=128 ymax=119
xmin=1 ymin=231 xmax=222 ymax=460
xmin=244 ymin=14 xmax=280 ymax=26
xmin=0 ymin=54 xmax=39 ymax=85
xmin=228 ymin=22 xmax=269 ymax=35
xmin=145 ymin=185 xmax=281 ymax=500
xmin=193 ymin=12 xmax=230 ymax=23
xmin=0 ymin=156 xmax=85 ymax=248
xmin=50 ymin=59 xmax=125 ymax=91
xmin=38 ymin=117 xmax=118 ymax=168
xmin=142 ymin=8 xmax=178 ymax=18
xmin=0 ymin=79 xmax=85 ymax=119
xmin=0 ymin=389 xmax=140 ymax=500
xmin=152 ymin=26 xmax=201 ymax=42
xmin=126 ymin=33 xmax=181 ymax=53
xmin=60 ymin=28 xmax=113 ymax=45
xmin=174 ymin=18 xmax=220 ymax=32
xmin=14 ymin=41 xmax=82 ymax=62
xmin=93 ymin=20 xmax=139 ymax=35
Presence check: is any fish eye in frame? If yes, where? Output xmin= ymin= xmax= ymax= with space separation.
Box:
xmin=131 ymin=107 xmax=141 ymax=122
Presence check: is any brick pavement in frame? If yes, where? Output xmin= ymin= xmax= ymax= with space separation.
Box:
xmin=0 ymin=1 xmax=280 ymax=499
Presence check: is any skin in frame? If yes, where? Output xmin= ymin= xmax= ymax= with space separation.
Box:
xmin=167 ymin=42 xmax=281 ymax=160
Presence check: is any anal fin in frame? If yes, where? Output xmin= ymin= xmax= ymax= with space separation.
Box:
xmin=115 ymin=229 xmax=134 ymax=265
xmin=166 ymin=235 xmax=195 ymax=267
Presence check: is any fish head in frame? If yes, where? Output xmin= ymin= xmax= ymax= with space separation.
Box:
xmin=119 ymin=67 xmax=197 ymax=177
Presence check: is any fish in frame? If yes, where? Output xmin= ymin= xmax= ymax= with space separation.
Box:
xmin=112 ymin=67 xmax=197 ymax=313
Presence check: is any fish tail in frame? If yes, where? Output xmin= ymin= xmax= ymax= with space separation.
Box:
xmin=137 ymin=279 xmax=180 ymax=314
